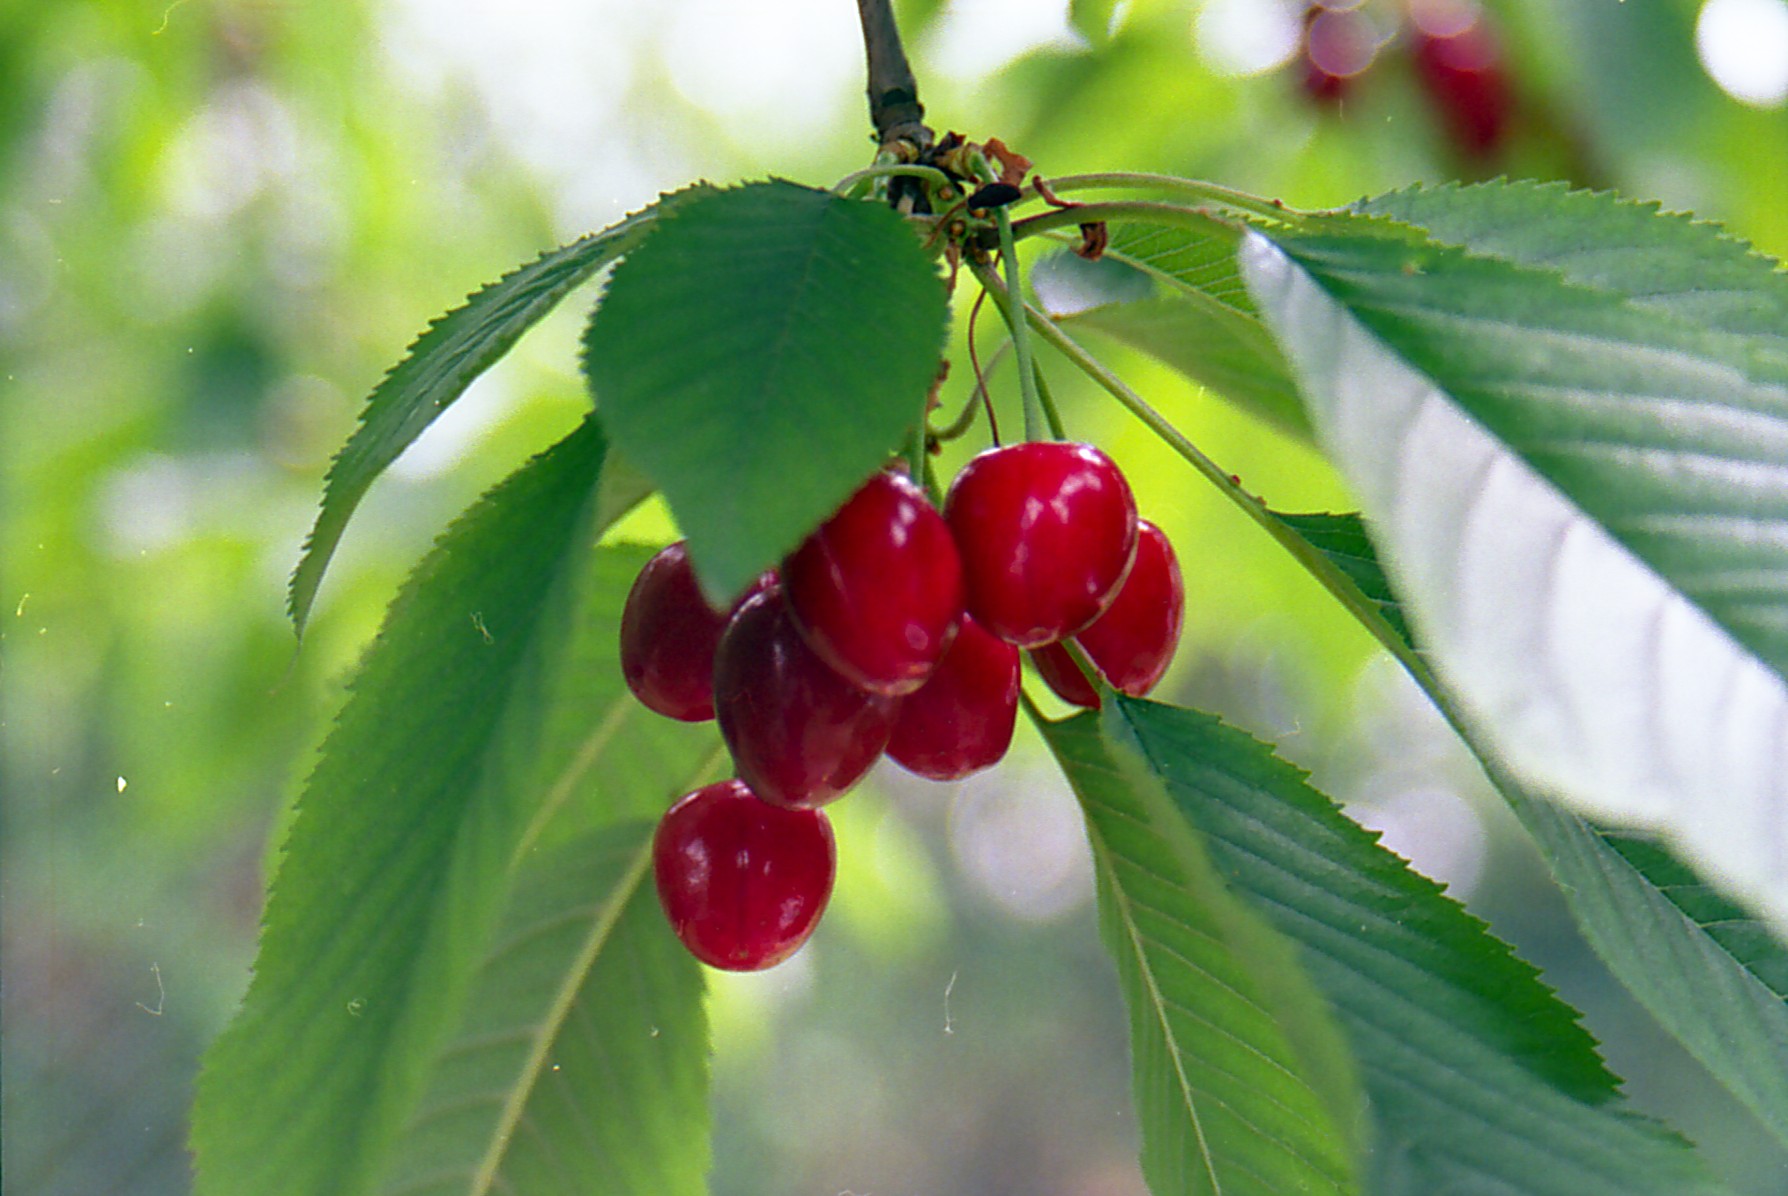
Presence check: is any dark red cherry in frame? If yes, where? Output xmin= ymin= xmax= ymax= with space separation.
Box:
xmin=886 ymin=613 xmax=1020 ymax=781
xmin=653 ymin=778 xmax=835 ymax=971
xmin=714 ymin=586 xmax=901 ymax=808
xmin=944 ymin=441 xmax=1139 ymax=648
xmin=619 ymin=541 xmax=730 ymax=721
xmin=1031 ymin=520 xmax=1183 ymax=709
xmin=1410 ymin=3 xmax=1512 ymax=159
xmin=785 ymin=469 xmax=963 ymax=696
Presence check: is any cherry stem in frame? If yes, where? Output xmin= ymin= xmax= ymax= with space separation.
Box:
xmin=1030 ymin=359 xmax=1067 ymax=440
xmin=993 ymin=206 xmax=1047 ymax=442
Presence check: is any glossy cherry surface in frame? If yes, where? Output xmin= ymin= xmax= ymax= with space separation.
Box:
xmin=1031 ymin=520 xmax=1183 ymax=709
xmin=945 ymin=441 xmax=1138 ymax=648
xmin=886 ymin=613 xmax=1019 ymax=781
xmin=652 ymin=778 xmax=835 ymax=971
xmin=619 ymin=541 xmax=731 ymax=721
xmin=714 ymin=586 xmax=901 ymax=808
xmin=785 ymin=469 xmax=963 ymax=696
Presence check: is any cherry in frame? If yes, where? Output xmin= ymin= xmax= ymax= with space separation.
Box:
xmin=1409 ymin=2 xmax=1512 ymax=160
xmin=1299 ymin=3 xmax=1379 ymax=106
xmin=885 ymin=612 xmax=1020 ymax=781
xmin=944 ymin=441 xmax=1138 ymax=648
xmin=714 ymin=585 xmax=901 ymax=808
xmin=653 ymin=778 xmax=835 ymax=971
xmin=618 ymin=541 xmax=732 ymax=722
xmin=1031 ymin=520 xmax=1183 ymax=709
xmin=784 ymin=469 xmax=963 ymax=697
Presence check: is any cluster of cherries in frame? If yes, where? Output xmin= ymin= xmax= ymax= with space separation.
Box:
xmin=621 ymin=441 xmax=1185 ymax=971
xmin=1299 ymin=0 xmax=1514 ymax=161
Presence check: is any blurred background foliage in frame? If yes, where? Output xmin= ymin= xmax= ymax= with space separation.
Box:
xmin=4 ymin=0 xmax=1786 ymax=1192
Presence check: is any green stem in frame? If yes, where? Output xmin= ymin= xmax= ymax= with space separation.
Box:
xmin=1014 ymin=294 xmax=1422 ymax=674
xmin=832 ymin=162 xmax=954 ymax=198
xmin=1031 ymin=172 xmax=1310 ymax=224
xmin=994 ymin=207 xmax=1046 ymax=441
xmin=1031 ymin=360 xmax=1067 ymax=440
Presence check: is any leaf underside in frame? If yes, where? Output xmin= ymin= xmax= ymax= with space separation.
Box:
xmin=1241 ymin=212 xmax=1788 ymax=935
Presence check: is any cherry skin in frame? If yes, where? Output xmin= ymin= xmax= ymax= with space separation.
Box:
xmin=653 ymin=778 xmax=836 ymax=971
xmin=714 ymin=585 xmax=901 ymax=808
xmin=945 ymin=441 xmax=1139 ymax=648
xmin=1031 ymin=520 xmax=1183 ymax=709
xmin=1299 ymin=3 xmax=1378 ymax=106
xmin=1410 ymin=6 xmax=1512 ymax=160
xmin=619 ymin=541 xmax=731 ymax=721
xmin=885 ymin=612 xmax=1020 ymax=781
xmin=784 ymin=469 xmax=963 ymax=697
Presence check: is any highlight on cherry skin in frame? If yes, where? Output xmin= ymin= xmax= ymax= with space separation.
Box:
xmin=784 ymin=468 xmax=964 ymax=697
xmin=652 ymin=778 xmax=837 ymax=972
xmin=1031 ymin=519 xmax=1184 ymax=710
xmin=713 ymin=584 xmax=902 ymax=809
xmin=944 ymin=441 xmax=1139 ymax=648
xmin=885 ymin=611 xmax=1020 ymax=781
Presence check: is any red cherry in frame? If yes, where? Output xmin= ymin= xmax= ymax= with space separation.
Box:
xmin=886 ymin=613 xmax=1020 ymax=781
xmin=1410 ymin=4 xmax=1512 ymax=159
xmin=784 ymin=469 xmax=964 ymax=696
xmin=653 ymin=778 xmax=835 ymax=971
xmin=944 ymin=442 xmax=1138 ymax=648
xmin=714 ymin=585 xmax=901 ymax=808
xmin=1031 ymin=521 xmax=1183 ymax=709
xmin=1299 ymin=4 xmax=1378 ymax=106
xmin=618 ymin=541 xmax=729 ymax=721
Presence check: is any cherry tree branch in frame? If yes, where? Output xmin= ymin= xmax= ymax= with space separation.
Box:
xmin=855 ymin=0 xmax=932 ymax=150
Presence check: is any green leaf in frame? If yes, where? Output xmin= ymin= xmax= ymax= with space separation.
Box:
xmin=1240 ymin=210 xmax=1788 ymax=933
xmin=1038 ymin=707 xmax=1364 ymax=1196
xmin=1510 ymin=797 xmax=1788 ymax=1156
xmin=1069 ymin=0 xmax=1119 ymax=43
xmin=290 ymin=201 xmax=669 ymax=633
xmin=192 ymin=418 xmax=708 ymax=1196
xmin=583 ymin=180 xmax=950 ymax=604
xmin=1098 ymin=697 xmax=1728 ymax=1196
xmin=1269 ymin=490 xmax=1788 ymax=1160
xmin=1354 ymin=181 xmax=1788 ymax=351
xmin=375 ymin=820 xmax=713 ymax=1196
xmin=1268 ymin=511 xmax=1412 ymax=648
xmin=1049 ymin=215 xmax=1311 ymax=439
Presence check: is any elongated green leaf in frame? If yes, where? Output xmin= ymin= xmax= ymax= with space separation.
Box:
xmin=1269 ymin=495 xmax=1788 ymax=1158
xmin=193 ymin=417 xmax=679 ymax=1196
xmin=1510 ymin=796 xmax=1788 ymax=1155
xmin=1039 ymin=709 xmax=1364 ymax=1196
xmin=1240 ymin=211 xmax=1788 ymax=934
xmin=1047 ymin=215 xmax=1310 ymax=439
xmin=376 ymin=819 xmax=713 ymax=1196
xmin=1356 ymin=181 xmax=1788 ymax=352
xmin=289 ymin=201 xmax=668 ymax=632
xmin=583 ymin=180 xmax=950 ymax=604
xmin=1269 ymin=511 xmax=1411 ymax=647
xmin=1098 ymin=697 xmax=1727 ymax=1196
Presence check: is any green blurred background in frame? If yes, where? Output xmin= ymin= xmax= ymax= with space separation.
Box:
xmin=4 ymin=0 xmax=1787 ymax=1192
